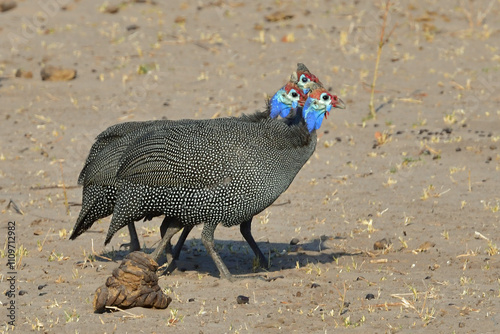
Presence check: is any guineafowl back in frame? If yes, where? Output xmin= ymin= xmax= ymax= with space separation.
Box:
xmin=73 ymin=112 xmax=272 ymax=239
xmin=105 ymin=114 xmax=316 ymax=244
xmin=78 ymin=121 xmax=159 ymax=185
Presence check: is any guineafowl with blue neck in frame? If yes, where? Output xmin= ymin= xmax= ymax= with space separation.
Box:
xmin=71 ymin=63 xmax=318 ymax=257
xmin=106 ymin=86 xmax=344 ymax=280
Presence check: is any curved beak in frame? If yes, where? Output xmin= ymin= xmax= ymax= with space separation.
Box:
xmin=333 ymin=96 xmax=346 ymax=109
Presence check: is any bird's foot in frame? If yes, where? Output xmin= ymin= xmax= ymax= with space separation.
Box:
xmin=119 ymin=242 xmax=141 ymax=252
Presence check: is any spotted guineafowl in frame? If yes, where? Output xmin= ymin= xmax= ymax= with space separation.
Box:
xmin=71 ymin=64 xmax=314 ymax=256
xmin=105 ymin=86 xmax=344 ymax=280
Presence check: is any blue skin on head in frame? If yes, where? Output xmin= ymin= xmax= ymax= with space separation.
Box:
xmin=303 ymin=95 xmax=332 ymax=133
xmin=270 ymin=86 xmax=299 ymax=119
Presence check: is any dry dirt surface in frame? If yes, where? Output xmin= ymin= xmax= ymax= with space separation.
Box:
xmin=1 ymin=1 xmax=500 ymax=333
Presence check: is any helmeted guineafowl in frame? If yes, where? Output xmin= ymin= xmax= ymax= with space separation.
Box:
xmin=71 ymin=65 xmax=313 ymax=256
xmin=105 ymin=86 xmax=344 ymax=280
xmin=71 ymin=85 xmax=304 ymax=259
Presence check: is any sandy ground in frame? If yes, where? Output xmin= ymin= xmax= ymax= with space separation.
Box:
xmin=1 ymin=0 xmax=500 ymax=333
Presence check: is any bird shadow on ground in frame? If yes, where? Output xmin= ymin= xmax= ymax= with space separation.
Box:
xmin=94 ymin=236 xmax=358 ymax=279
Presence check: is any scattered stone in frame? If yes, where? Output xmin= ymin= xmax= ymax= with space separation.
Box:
xmin=0 ymin=1 xmax=16 ymax=12
xmin=290 ymin=237 xmax=300 ymax=245
xmin=310 ymin=283 xmax=320 ymax=288
xmin=236 ymin=295 xmax=249 ymax=304
xmin=38 ymin=284 xmax=47 ymax=290
xmin=459 ymin=322 xmax=465 ymax=328
xmin=19 ymin=290 xmax=27 ymax=296
xmin=93 ymin=252 xmax=172 ymax=313
xmin=442 ymin=127 xmax=452 ymax=134
xmin=490 ymin=145 xmax=497 ymax=150
xmin=41 ymin=66 xmax=77 ymax=81
xmin=265 ymin=11 xmax=294 ymax=22
xmin=416 ymin=241 xmax=435 ymax=252
xmin=188 ymin=298 xmax=195 ymax=302
xmin=103 ymin=4 xmax=119 ymax=14
xmin=15 ymin=69 xmax=33 ymax=79
xmin=365 ymin=293 xmax=375 ymax=300
xmin=429 ymin=263 xmax=440 ymax=271
xmin=296 ymin=291 xmax=302 ymax=297
xmin=126 ymin=24 xmax=139 ymax=31
xmin=373 ymin=238 xmax=390 ymax=250
xmin=456 ymin=147 xmax=461 ymax=152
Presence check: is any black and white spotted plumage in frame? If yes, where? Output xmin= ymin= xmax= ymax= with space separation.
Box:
xmin=71 ymin=113 xmax=272 ymax=256
xmin=106 ymin=112 xmax=316 ymax=279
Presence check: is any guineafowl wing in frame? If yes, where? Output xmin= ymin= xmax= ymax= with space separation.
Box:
xmin=78 ymin=121 xmax=159 ymax=185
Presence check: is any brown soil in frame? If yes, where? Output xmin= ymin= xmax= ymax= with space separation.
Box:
xmin=1 ymin=1 xmax=499 ymax=333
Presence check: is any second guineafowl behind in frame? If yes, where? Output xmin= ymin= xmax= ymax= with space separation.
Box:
xmin=105 ymin=85 xmax=344 ymax=280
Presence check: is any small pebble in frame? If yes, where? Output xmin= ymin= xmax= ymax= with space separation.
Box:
xmin=310 ymin=283 xmax=320 ymax=288
xmin=19 ymin=290 xmax=28 ymax=296
xmin=0 ymin=0 xmax=16 ymax=12
xmin=236 ymin=295 xmax=249 ymax=304
xmin=103 ymin=5 xmax=119 ymax=13
xmin=188 ymin=298 xmax=195 ymax=302
xmin=126 ymin=24 xmax=139 ymax=31
xmin=290 ymin=237 xmax=300 ymax=245
xmin=38 ymin=284 xmax=47 ymax=290
xmin=41 ymin=66 xmax=76 ymax=81
xmin=296 ymin=291 xmax=302 ymax=297
xmin=456 ymin=147 xmax=461 ymax=152
xmin=365 ymin=293 xmax=375 ymax=300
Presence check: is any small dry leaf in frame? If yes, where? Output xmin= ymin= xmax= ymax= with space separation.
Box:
xmin=41 ymin=66 xmax=77 ymax=81
xmin=265 ymin=11 xmax=294 ymax=22
xmin=281 ymin=33 xmax=295 ymax=43
xmin=370 ymin=259 xmax=388 ymax=264
xmin=174 ymin=16 xmax=186 ymax=24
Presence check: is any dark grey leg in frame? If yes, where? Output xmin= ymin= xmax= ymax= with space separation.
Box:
xmin=127 ymin=223 xmax=141 ymax=251
xmin=119 ymin=223 xmax=141 ymax=251
xmin=201 ymin=224 xmax=233 ymax=281
xmin=172 ymin=226 xmax=193 ymax=260
xmin=151 ymin=219 xmax=182 ymax=263
xmin=240 ymin=219 xmax=268 ymax=268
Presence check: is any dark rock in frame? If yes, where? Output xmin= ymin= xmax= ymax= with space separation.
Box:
xmin=236 ymin=295 xmax=249 ymax=304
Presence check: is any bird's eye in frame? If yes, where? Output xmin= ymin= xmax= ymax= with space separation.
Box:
xmin=291 ymin=90 xmax=298 ymax=98
xmin=300 ymin=74 xmax=309 ymax=83
xmin=321 ymin=93 xmax=330 ymax=101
